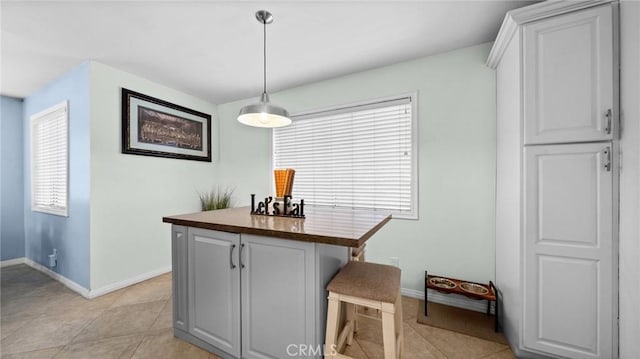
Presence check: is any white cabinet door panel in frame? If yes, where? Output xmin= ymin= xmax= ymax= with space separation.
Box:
xmin=537 ymin=151 xmax=600 ymax=246
xmin=536 ymin=255 xmax=599 ymax=353
xmin=524 ymin=143 xmax=613 ymax=358
xmin=524 ymin=5 xmax=613 ymax=144
xmin=188 ymin=228 xmax=241 ymax=358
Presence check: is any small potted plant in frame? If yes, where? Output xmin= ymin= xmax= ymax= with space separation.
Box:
xmin=198 ymin=186 xmax=235 ymax=211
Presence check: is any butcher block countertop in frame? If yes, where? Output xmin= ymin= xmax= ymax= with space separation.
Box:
xmin=162 ymin=206 xmax=392 ymax=248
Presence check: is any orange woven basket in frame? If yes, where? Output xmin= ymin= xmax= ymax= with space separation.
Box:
xmin=274 ymin=168 xmax=295 ymax=197
xmin=274 ymin=169 xmax=288 ymax=197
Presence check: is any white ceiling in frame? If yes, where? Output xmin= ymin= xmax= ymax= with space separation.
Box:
xmin=1 ymin=1 xmax=538 ymax=104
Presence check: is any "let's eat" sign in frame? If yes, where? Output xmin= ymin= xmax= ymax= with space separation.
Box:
xmin=250 ymin=194 xmax=305 ymax=218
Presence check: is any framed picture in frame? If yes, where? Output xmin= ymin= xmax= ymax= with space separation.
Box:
xmin=122 ymin=88 xmax=212 ymax=162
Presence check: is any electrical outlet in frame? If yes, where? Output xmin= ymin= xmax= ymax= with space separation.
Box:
xmin=48 ymin=249 xmax=58 ymax=268
xmin=390 ymin=257 xmax=399 ymax=267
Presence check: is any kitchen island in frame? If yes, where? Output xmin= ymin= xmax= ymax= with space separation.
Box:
xmin=163 ymin=206 xmax=391 ymax=359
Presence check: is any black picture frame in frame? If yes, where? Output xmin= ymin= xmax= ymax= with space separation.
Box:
xmin=121 ymin=88 xmax=212 ymax=162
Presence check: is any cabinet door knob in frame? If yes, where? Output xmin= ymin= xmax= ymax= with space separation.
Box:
xmin=230 ymin=244 xmax=237 ymax=269
xmin=604 ymin=146 xmax=611 ymax=172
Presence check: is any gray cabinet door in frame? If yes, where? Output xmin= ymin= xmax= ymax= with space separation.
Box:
xmin=188 ymin=228 xmax=241 ymax=358
xmin=240 ymin=234 xmax=317 ymax=359
xmin=171 ymin=225 xmax=188 ymax=331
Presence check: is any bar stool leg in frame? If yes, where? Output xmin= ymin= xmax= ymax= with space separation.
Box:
xmin=381 ymin=308 xmax=397 ymax=359
xmin=325 ymin=292 xmax=341 ymax=358
xmin=395 ymin=293 xmax=404 ymax=358
xmin=350 ymin=246 xmax=366 ymax=329
xmin=354 ymin=308 xmax=359 ymax=334
xmin=345 ymin=302 xmax=356 ymax=345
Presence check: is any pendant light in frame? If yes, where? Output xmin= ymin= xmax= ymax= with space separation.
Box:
xmin=237 ymin=10 xmax=291 ymax=128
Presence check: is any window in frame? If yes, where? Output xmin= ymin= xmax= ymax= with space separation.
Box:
xmin=273 ymin=94 xmax=417 ymax=219
xmin=30 ymin=101 xmax=68 ymax=216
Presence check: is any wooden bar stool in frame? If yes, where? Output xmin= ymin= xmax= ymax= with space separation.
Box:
xmin=325 ymin=261 xmax=403 ymax=358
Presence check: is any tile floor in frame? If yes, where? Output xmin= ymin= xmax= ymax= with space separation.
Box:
xmin=0 ymin=265 xmax=514 ymax=358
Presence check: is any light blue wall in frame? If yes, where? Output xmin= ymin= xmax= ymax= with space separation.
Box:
xmin=23 ymin=63 xmax=91 ymax=288
xmin=1 ymin=96 xmax=25 ymax=261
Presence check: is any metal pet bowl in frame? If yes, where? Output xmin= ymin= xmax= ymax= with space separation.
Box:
xmin=460 ymin=282 xmax=489 ymax=295
xmin=429 ymin=277 xmax=457 ymax=289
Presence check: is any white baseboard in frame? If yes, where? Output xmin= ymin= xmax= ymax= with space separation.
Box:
xmin=1 ymin=257 xmax=26 ymax=268
xmin=3 ymin=256 xmax=170 ymax=300
xmin=87 ymin=266 xmax=172 ymax=299
xmin=10 ymin=257 xmax=492 ymax=314
xmin=402 ymin=287 xmax=495 ymax=314
xmin=24 ymin=258 xmax=91 ymax=298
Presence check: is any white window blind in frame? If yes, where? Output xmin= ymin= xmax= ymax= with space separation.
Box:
xmin=273 ymin=95 xmax=417 ymax=219
xmin=30 ymin=101 xmax=68 ymax=216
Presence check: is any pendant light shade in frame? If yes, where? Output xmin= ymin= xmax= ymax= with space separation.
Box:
xmin=238 ymin=93 xmax=290 ymax=128
xmin=237 ymin=10 xmax=291 ymax=128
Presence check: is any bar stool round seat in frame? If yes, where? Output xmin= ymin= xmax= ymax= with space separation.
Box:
xmin=324 ymin=261 xmax=404 ymax=358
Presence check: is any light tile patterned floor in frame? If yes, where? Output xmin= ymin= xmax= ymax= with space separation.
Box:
xmin=0 ymin=265 xmax=514 ymax=358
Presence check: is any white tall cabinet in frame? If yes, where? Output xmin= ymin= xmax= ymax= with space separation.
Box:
xmin=488 ymin=1 xmax=618 ymax=358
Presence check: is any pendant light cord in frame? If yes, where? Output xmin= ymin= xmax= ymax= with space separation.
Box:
xmin=263 ymin=18 xmax=267 ymax=94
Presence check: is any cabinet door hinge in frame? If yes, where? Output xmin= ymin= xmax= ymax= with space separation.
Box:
xmin=619 ymin=151 xmax=622 ymax=172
